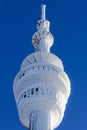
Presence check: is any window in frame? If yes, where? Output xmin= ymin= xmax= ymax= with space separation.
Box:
xmin=31 ymin=88 xmax=34 ymax=95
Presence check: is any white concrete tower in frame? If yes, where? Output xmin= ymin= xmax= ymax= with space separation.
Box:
xmin=13 ymin=5 xmax=71 ymax=130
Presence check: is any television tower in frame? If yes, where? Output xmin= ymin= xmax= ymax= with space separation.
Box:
xmin=13 ymin=5 xmax=71 ymax=130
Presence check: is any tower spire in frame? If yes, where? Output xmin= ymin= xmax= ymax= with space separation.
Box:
xmin=41 ymin=4 xmax=46 ymax=20
xmin=32 ymin=5 xmax=54 ymax=52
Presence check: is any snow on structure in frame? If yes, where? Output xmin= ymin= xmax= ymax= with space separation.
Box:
xmin=13 ymin=4 xmax=71 ymax=130
xmin=32 ymin=4 xmax=53 ymax=52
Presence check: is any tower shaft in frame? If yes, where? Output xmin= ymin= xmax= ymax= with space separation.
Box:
xmin=29 ymin=110 xmax=51 ymax=130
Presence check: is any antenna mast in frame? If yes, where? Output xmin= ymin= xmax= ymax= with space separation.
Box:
xmin=32 ymin=4 xmax=54 ymax=52
xmin=41 ymin=4 xmax=46 ymax=20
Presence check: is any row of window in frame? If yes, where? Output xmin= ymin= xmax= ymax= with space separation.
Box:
xmin=18 ymin=87 xmax=56 ymax=105
xmin=18 ymin=65 xmax=58 ymax=80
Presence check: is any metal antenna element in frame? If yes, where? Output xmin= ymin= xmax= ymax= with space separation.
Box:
xmin=32 ymin=4 xmax=54 ymax=52
xmin=41 ymin=4 xmax=46 ymax=20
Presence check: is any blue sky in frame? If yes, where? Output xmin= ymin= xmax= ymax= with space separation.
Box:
xmin=0 ymin=0 xmax=87 ymax=130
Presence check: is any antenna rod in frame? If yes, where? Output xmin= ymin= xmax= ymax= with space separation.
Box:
xmin=41 ymin=4 xmax=46 ymax=20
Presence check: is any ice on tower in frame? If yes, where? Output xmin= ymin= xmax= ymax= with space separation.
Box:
xmin=32 ymin=4 xmax=54 ymax=52
xmin=13 ymin=4 xmax=71 ymax=130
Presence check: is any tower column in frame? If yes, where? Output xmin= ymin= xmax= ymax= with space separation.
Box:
xmin=29 ymin=109 xmax=52 ymax=130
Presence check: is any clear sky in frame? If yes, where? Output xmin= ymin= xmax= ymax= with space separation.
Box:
xmin=0 ymin=0 xmax=87 ymax=130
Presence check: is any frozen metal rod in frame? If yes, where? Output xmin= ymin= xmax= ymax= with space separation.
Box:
xmin=41 ymin=4 xmax=46 ymax=20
